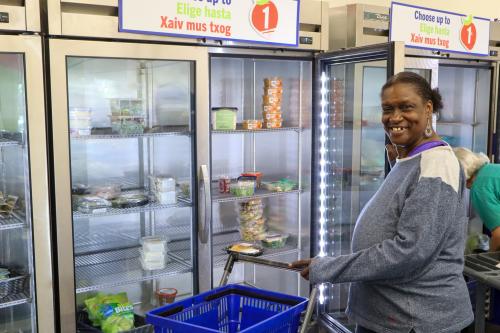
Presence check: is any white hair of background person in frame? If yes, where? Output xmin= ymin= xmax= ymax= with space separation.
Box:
xmin=453 ymin=147 xmax=490 ymax=180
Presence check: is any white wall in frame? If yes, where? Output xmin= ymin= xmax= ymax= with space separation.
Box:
xmin=327 ymin=0 xmax=500 ymax=20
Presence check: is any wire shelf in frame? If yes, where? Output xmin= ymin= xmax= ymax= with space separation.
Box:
xmin=0 ymin=293 xmax=30 ymax=309
xmin=0 ymin=138 xmax=21 ymax=147
xmin=212 ymin=126 xmax=301 ymax=134
xmin=74 ymin=224 xmax=192 ymax=255
xmin=0 ymin=213 xmax=25 ymax=231
xmin=75 ymin=242 xmax=192 ymax=293
xmin=212 ymin=188 xmax=301 ymax=203
xmin=73 ymin=198 xmax=192 ymax=219
xmin=71 ymin=126 xmax=191 ymax=140
xmin=213 ymin=232 xmax=299 ymax=267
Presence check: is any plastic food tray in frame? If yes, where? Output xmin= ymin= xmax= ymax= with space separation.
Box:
xmin=464 ymin=252 xmax=500 ymax=288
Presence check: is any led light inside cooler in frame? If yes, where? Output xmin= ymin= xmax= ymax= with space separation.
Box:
xmin=318 ymin=72 xmax=329 ymax=304
xmin=318 ymin=72 xmax=328 ymax=259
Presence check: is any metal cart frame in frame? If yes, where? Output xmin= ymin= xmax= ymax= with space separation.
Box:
xmin=219 ymin=253 xmax=318 ymax=333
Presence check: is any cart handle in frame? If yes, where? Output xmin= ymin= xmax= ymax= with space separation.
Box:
xmin=219 ymin=253 xmax=318 ymax=333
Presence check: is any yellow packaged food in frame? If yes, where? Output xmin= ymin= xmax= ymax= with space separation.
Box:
xmin=262 ymin=104 xmax=282 ymax=113
xmin=242 ymin=120 xmax=263 ymax=130
xmin=263 ymin=87 xmax=283 ymax=95
xmin=263 ymin=119 xmax=283 ymax=129
xmin=262 ymin=112 xmax=282 ymax=121
xmin=263 ymin=95 xmax=282 ymax=105
xmin=264 ymin=77 xmax=282 ymax=88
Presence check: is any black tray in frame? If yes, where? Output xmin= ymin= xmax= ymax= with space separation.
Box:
xmin=77 ymin=310 xmax=153 ymax=333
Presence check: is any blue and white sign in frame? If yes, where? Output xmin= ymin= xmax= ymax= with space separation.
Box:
xmin=119 ymin=0 xmax=300 ymax=46
xmin=390 ymin=2 xmax=490 ymax=56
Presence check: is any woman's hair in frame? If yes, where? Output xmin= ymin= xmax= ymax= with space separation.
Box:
xmin=381 ymin=72 xmax=443 ymax=112
xmin=453 ymin=147 xmax=490 ymax=179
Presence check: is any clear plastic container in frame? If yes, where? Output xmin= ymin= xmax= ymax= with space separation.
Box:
xmin=90 ymin=184 xmax=121 ymax=200
xmin=75 ymin=196 xmax=112 ymax=214
xmin=264 ymin=77 xmax=283 ymax=88
xmin=261 ymin=233 xmax=289 ymax=249
xmin=263 ymin=119 xmax=283 ymax=129
xmin=230 ymin=181 xmax=255 ymax=197
xmin=212 ymin=107 xmax=238 ymax=130
xmin=262 ymin=111 xmax=282 ymax=121
xmin=140 ymin=236 xmax=167 ymax=253
xmin=242 ymin=120 xmax=262 ymax=130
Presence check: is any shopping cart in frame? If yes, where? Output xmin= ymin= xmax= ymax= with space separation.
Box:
xmin=146 ymin=252 xmax=318 ymax=333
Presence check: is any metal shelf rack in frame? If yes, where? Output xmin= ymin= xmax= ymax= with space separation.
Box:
xmin=0 ymin=213 xmax=25 ymax=231
xmin=75 ymin=241 xmax=192 ymax=294
xmin=0 ymin=293 xmax=30 ymax=309
xmin=0 ymin=138 xmax=21 ymax=148
xmin=74 ymin=223 xmax=192 ymax=255
xmin=71 ymin=126 xmax=191 ymax=140
xmin=212 ymin=126 xmax=301 ymax=134
xmin=73 ymin=198 xmax=191 ymax=219
xmin=212 ymin=188 xmax=301 ymax=203
xmin=213 ymin=231 xmax=299 ymax=267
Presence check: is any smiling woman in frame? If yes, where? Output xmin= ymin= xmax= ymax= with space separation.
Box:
xmin=381 ymin=72 xmax=445 ymax=161
xmin=292 ymin=72 xmax=473 ymax=333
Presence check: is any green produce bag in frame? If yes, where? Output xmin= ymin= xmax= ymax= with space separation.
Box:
xmin=84 ymin=292 xmax=134 ymax=332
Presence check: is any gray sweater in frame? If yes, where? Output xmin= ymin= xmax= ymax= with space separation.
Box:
xmin=310 ymin=146 xmax=473 ymax=333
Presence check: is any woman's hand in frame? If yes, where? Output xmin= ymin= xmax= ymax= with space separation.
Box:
xmin=289 ymin=259 xmax=312 ymax=280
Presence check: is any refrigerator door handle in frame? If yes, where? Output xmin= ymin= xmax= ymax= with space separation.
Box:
xmin=199 ymin=164 xmax=211 ymax=243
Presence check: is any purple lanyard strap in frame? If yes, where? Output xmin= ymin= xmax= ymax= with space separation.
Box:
xmin=407 ymin=140 xmax=448 ymax=157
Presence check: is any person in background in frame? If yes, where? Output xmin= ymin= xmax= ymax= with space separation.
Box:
xmin=454 ymin=147 xmax=500 ymax=251
xmin=292 ymin=72 xmax=473 ymax=333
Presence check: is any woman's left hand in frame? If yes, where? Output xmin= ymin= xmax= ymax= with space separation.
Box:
xmin=290 ymin=259 xmax=312 ymax=280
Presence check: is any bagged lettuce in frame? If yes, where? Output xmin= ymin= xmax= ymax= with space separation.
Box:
xmin=84 ymin=292 xmax=134 ymax=332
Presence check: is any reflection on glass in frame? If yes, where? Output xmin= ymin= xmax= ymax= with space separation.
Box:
xmin=0 ymin=54 xmax=35 ymax=331
xmin=66 ymin=57 xmax=195 ymax=320
xmin=435 ymin=66 xmax=491 ymax=154
xmin=360 ymin=66 xmax=386 ymax=208
xmin=323 ymin=60 xmax=387 ymax=321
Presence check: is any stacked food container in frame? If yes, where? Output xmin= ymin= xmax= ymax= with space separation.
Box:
xmin=262 ymin=77 xmax=283 ymax=129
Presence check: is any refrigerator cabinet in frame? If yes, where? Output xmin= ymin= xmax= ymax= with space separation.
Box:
xmin=49 ymin=38 xmax=209 ymax=332
xmin=0 ymin=0 xmax=40 ymax=32
xmin=0 ymin=35 xmax=54 ymax=333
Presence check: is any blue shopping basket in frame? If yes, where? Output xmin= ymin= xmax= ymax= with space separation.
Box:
xmin=147 ymin=284 xmax=307 ymax=333
xmin=146 ymin=254 xmax=318 ymax=333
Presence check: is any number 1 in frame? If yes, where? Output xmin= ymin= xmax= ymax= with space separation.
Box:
xmin=263 ymin=6 xmax=269 ymax=30
xmin=467 ymin=25 xmax=473 ymax=44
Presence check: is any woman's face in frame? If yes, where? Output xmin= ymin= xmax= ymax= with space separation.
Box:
xmin=381 ymin=83 xmax=433 ymax=150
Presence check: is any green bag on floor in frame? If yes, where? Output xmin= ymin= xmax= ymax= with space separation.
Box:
xmin=84 ymin=292 xmax=134 ymax=332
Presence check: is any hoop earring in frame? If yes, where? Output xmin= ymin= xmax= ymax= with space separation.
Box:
xmin=424 ymin=118 xmax=433 ymax=138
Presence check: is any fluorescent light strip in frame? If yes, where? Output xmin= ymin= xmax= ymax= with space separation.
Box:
xmin=318 ymin=71 xmax=328 ymax=259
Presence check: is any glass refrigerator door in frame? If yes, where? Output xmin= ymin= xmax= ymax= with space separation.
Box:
xmin=207 ymin=54 xmax=312 ymax=297
xmin=435 ymin=64 xmax=492 ymax=153
xmin=314 ymin=43 xmax=397 ymax=331
xmin=0 ymin=36 xmax=54 ymax=333
xmin=50 ymin=40 xmax=209 ymax=332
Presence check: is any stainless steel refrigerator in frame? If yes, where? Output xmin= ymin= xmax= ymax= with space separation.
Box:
xmin=312 ymin=42 xmax=500 ymax=332
xmin=0 ymin=34 xmax=55 ymax=333
xmin=48 ymin=37 xmax=317 ymax=331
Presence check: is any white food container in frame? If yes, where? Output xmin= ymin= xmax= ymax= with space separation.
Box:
xmin=155 ymin=191 xmax=177 ymax=205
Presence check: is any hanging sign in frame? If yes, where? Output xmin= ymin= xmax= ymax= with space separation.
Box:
xmin=390 ymin=2 xmax=490 ymax=56
xmin=119 ymin=0 xmax=300 ymax=46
